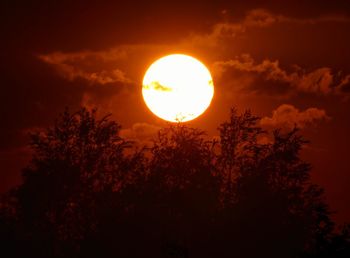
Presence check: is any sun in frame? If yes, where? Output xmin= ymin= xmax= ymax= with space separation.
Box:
xmin=142 ymin=54 xmax=214 ymax=122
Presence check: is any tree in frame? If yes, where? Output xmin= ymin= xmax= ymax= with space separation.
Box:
xmin=0 ymin=107 xmax=348 ymax=258
xmin=11 ymin=108 xmax=142 ymax=257
xmin=141 ymin=124 xmax=220 ymax=258
xmin=215 ymin=109 xmax=336 ymax=257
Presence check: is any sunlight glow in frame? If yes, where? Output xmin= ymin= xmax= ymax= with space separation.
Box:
xmin=142 ymin=54 xmax=214 ymax=122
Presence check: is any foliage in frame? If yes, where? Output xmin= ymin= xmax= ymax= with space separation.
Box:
xmin=0 ymin=107 xmax=349 ymax=258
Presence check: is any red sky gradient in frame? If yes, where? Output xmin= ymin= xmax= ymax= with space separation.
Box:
xmin=1 ymin=0 xmax=350 ymax=223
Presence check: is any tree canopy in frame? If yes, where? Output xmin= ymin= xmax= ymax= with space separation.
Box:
xmin=0 ymin=107 xmax=349 ymax=258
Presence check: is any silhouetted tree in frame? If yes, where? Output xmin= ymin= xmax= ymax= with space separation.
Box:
xmin=0 ymin=107 xmax=349 ymax=258
xmin=5 ymin=108 xmax=143 ymax=257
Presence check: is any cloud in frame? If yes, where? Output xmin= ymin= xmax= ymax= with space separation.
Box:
xmin=213 ymin=54 xmax=289 ymax=81
xmin=186 ymin=9 xmax=350 ymax=47
xmin=297 ymin=68 xmax=333 ymax=94
xmin=120 ymin=123 xmax=161 ymax=147
xmin=143 ymin=81 xmax=173 ymax=92
xmin=37 ymin=43 xmax=178 ymax=88
xmin=213 ymin=54 xmax=349 ymax=96
xmin=186 ymin=9 xmax=282 ymax=47
xmin=39 ymin=50 xmax=132 ymax=85
xmin=37 ymin=9 xmax=350 ymax=102
xmin=39 ymin=49 xmax=127 ymax=63
xmin=260 ymin=104 xmax=330 ymax=130
xmin=336 ymin=75 xmax=350 ymax=94
xmin=38 ymin=8 xmax=350 ymax=89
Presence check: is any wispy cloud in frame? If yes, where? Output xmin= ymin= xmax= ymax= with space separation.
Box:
xmin=37 ymin=9 xmax=350 ymax=103
xmin=214 ymin=54 xmax=349 ymax=97
xmin=260 ymin=104 xmax=330 ymax=130
xmin=39 ymin=50 xmax=132 ymax=85
xmin=186 ymin=9 xmax=350 ymax=46
xmin=120 ymin=123 xmax=161 ymax=147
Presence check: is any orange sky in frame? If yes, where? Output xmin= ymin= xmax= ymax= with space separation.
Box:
xmin=1 ymin=0 xmax=350 ymax=223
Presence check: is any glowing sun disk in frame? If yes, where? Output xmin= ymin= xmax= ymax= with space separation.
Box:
xmin=142 ymin=54 xmax=214 ymax=122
